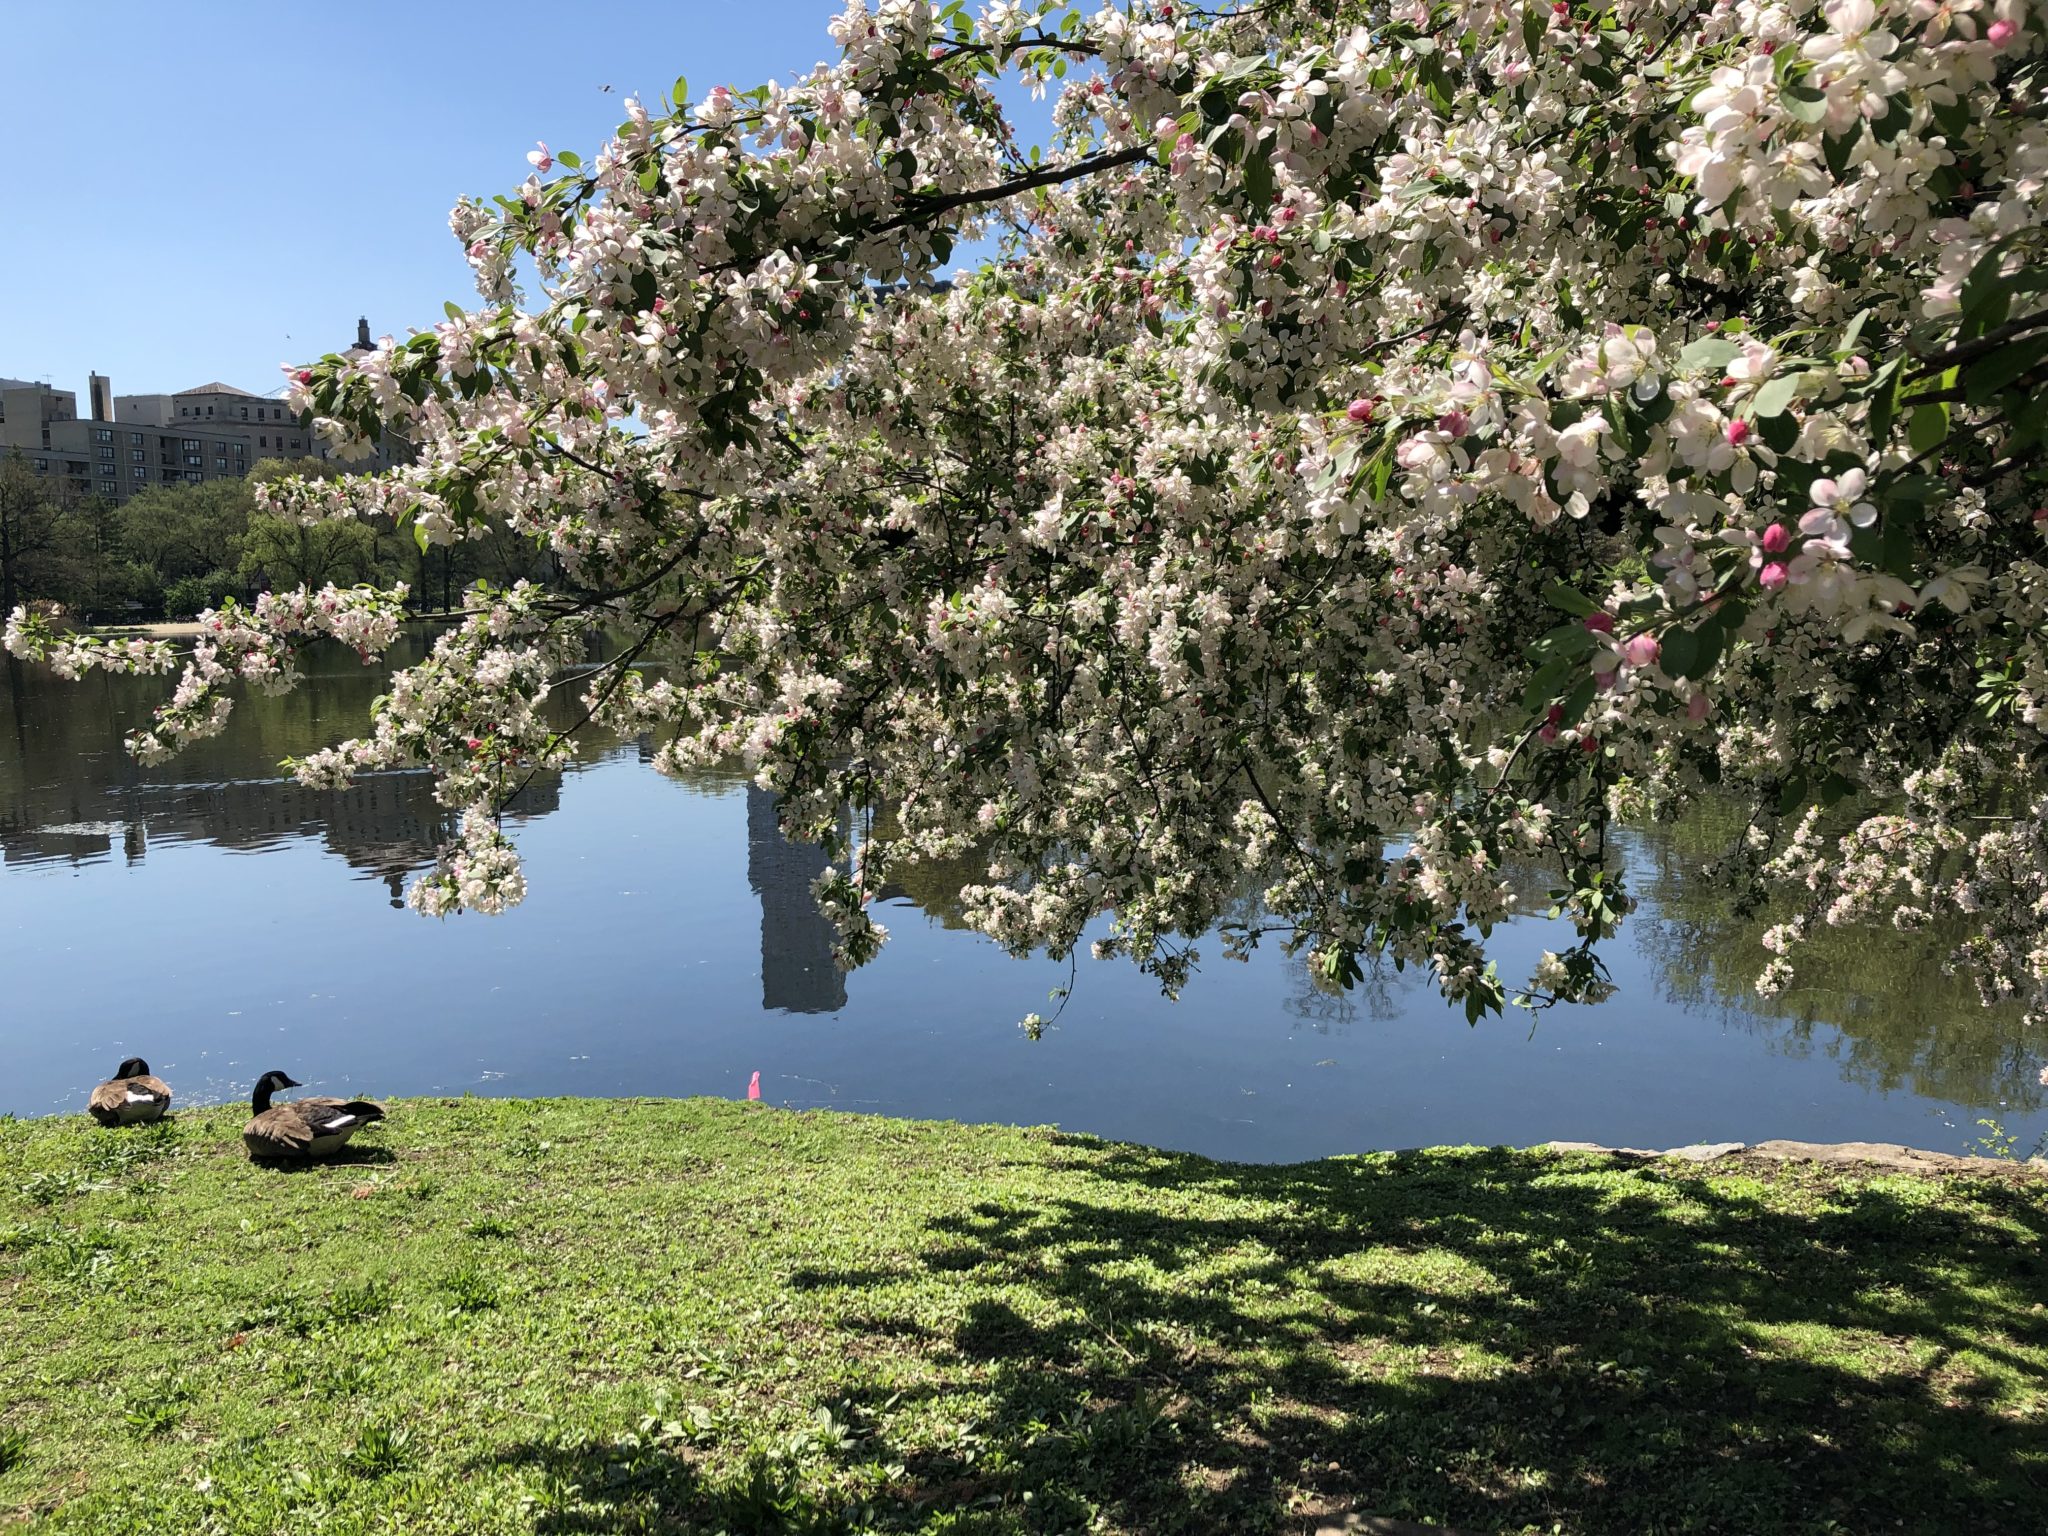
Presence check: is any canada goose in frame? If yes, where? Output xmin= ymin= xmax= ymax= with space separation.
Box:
xmin=87 ymin=1057 xmax=172 ymax=1126
xmin=242 ymin=1071 xmax=386 ymax=1160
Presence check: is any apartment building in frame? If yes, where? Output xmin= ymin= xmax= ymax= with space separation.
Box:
xmin=1 ymin=379 xmax=257 ymax=502
xmin=3 ymin=319 xmax=406 ymax=502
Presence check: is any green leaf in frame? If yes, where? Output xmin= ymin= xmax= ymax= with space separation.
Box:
xmin=1678 ymin=335 xmax=1741 ymax=373
xmin=1821 ymin=123 xmax=1859 ymax=181
xmin=1958 ymin=241 xmax=2016 ymax=327
xmin=1870 ymin=95 xmax=1912 ymax=144
xmin=1543 ymin=582 xmax=1599 ymax=618
xmin=555 ymin=149 xmax=581 ymax=170
xmin=1522 ymin=655 xmax=1576 ymax=712
xmin=1752 ymin=372 xmax=1801 ymax=419
xmin=1559 ymin=674 xmax=1598 ymax=727
xmin=1907 ymin=402 xmax=1950 ymax=457
xmin=1241 ymin=149 xmax=1275 ymax=210
xmin=1659 ymin=622 xmax=1724 ymax=681
xmin=1777 ymin=772 xmax=1809 ymax=816
xmin=1780 ymin=84 xmax=1828 ymax=124
xmin=1962 ymin=333 xmax=2048 ymax=406
xmin=1835 ymin=307 xmax=1870 ymax=359
xmin=1866 ymin=355 xmax=1905 ymax=442
xmin=1524 ymin=622 xmax=1597 ymax=663
xmin=672 ymin=74 xmax=688 ymax=108
xmin=1522 ymin=6 xmax=1545 ymax=57
xmin=1757 ymin=408 xmax=1799 ymax=454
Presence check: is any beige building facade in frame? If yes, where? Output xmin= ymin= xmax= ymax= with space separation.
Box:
xmin=4 ymin=318 xmax=407 ymax=502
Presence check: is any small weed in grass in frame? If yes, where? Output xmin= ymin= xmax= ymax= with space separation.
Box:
xmin=342 ymin=1424 xmax=414 ymax=1478
xmin=441 ymin=1263 xmax=499 ymax=1314
xmin=326 ymin=1279 xmax=394 ymax=1326
xmin=464 ymin=1216 xmax=516 ymax=1240
xmin=114 ymin=1375 xmax=192 ymax=1440
xmin=123 ymin=1400 xmax=184 ymax=1440
xmin=0 ymin=1427 xmax=26 ymax=1475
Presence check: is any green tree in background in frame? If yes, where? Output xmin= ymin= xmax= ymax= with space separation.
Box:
xmin=0 ymin=453 xmax=78 ymax=616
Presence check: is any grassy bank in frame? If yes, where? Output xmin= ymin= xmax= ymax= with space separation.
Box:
xmin=2 ymin=1100 xmax=2043 ymax=1534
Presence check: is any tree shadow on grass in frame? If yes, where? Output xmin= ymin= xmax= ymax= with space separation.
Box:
xmin=479 ymin=1146 xmax=2047 ymax=1534
xmin=836 ymin=1146 xmax=2047 ymax=1533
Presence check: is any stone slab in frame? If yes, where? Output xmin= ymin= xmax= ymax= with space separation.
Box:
xmin=1542 ymin=1138 xmax=2043 ymax=1176
xmin=1316 ymin=1519 xmax=1471 ymax=1536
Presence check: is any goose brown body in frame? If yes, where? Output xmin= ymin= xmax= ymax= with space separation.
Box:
xmin=87 ymin=1058 xmax=172 ymax=1126
xmin=241 ymin=1071 xmax=385 ymax=1160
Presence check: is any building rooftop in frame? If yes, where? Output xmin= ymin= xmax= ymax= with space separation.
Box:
xmin=176 ymin=381 xmax=266 ymax=398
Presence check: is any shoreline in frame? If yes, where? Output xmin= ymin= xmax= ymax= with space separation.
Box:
xmin=7 ymin=1094 xmax=2042 ymax=1175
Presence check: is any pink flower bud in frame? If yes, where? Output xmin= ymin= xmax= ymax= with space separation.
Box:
xmin=1437 ymin=409 xmax=1472 ymax=437
xmin=1545 ymin=704 xmax=1565 ymax=724
xmin=295 ymin=370 xmax=313 ymax=386
xmin=1539 ymin=722 xmax=1560 ymax=744
xmin=1988 ymin=19 xmax=2017 ymax=45
xmin=1726 ymin=419 xmax=1751 ymax=447
xmin=1622 ymin=633 xmax=1660 ymax=668
xmin=1759 ymin=561 xmax=1790 ymax=591
xmin=1687 ymin=693 xmax=1710 ymax=720
xmin=1580 ymin=735 xmax=1600 ymax=754
xmin=1594 ymin=670 xmax=1617 ymax=691
xmin=1761 ymin=522 xmax=1790 ymax=555
xmin=1347 ymin=398 xmax=1376 ymax=422
xmin=1583 ymin=611 xmax=1615 ymax=634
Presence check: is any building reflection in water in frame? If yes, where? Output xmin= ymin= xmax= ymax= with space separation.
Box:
xmin=745 ymin=784 xmax=848 ymax=1014
xmin=5 ymin=651 xmax=853 ymax=1009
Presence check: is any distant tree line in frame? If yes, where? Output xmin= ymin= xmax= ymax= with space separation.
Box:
xmin=0 ymin=449 xmax=548 ymax=621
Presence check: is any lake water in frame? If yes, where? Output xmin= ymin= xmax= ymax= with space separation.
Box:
xmin=3 ymin=636 xmax=2043 ymax=1162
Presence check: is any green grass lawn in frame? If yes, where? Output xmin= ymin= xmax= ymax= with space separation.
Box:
xmin=2 ymin=1099 xmax=2044 ymax=1534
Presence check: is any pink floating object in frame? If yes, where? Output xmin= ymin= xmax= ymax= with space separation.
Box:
xmin=746 ymin=1071 xmax=761 ymax=1102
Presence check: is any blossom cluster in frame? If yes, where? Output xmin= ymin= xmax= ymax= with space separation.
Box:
xmin=18 ymin=0 xmax=2048 ymax=1037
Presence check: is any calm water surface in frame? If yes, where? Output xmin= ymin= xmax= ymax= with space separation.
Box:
xmin=3 ymin=637 xmax=2043 ymax=1161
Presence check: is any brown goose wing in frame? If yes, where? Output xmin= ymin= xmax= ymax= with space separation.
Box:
xmin=87 ymin=1081 xmax=128 ymax=1124
xmin=244 ymin=1105 xmax=314 ymax=1157
xmin=131 ymin=1074 xmax=173 ymax=1107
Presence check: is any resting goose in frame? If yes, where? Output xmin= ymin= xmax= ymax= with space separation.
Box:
xmin=87 ymin=1057 xmax=172 ymax=1126
xmin=241 ymin=1070 xmax=386 ymax=1160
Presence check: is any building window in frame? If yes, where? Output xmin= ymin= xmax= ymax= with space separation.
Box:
xmin=94 ymin=427 xmax=113 ymax=443
xmin=129 ymin=431 xmax=143 ymax=444
xmin=206 ymin=405 xmax=214 ymax=416
xmin=32 ymin=457 xmax=46 ymax=470
xmin=97 ymin=445 xmax=113 ymax=459
xmin=184 ymin=470 xmax=201 ymax=482
xmin=181 ymin=438 xmax=199 ymax=450
xmin=215 ymin=457 xmax=228 ymax=470
xmin=132 ymin=467 xmax=146 ymax=480
xmin=185 ymin=454 xmax=202 ymax=467
xmin=258 ymin=435 xmax=267 ymax=448
xmin=130 ymin=448 xmax=143 ymax=462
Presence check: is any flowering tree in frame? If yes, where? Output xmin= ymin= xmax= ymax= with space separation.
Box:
xmin=11 ymin=0 xmax=2048 ymax=1027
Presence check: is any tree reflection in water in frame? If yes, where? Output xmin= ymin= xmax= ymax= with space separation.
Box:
xmin=4 ymin=636 xmax=2041 ymax=1114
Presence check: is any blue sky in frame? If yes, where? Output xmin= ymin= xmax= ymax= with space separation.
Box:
xmin=1 ymin=1 xmax=1050 ymax=405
